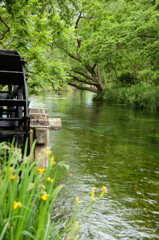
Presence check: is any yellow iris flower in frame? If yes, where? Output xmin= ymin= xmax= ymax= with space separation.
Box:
xmin=14 ymin=201 xmax=22 ymax=210
xmin=9 ymin=167 xmax=15 ymax=174
xmin=91 ymin=191 xmax=95 ymax=202
xmin=47 ymin=177 xmax=53 ymax=183
xmin=41 ymin=194 xmax=50 ymax=201
xmin=10 ymin=175 xmax=16 ymax=180
xmin=45 ymin=150 xmax=52 ymax=155
xmin=101 ymin=186 xmax=107 ymax=193
xmin=52 ymin=155 xmax=55 ymax=164
xmin=37 ymin=166 xmax=45 ymax=174
xmin=75 ymin=196 xmax=79 ymax=206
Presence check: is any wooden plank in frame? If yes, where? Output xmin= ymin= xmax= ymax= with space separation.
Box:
xmin=30 ymin=119 xmax=49 ymax=122
xmin=30 ymin=125 xmax=50 ymax=128
xmin=30 ymin=108 xmax=47 ymax=109
xmin=0 ymin=71 xmax=24 ymax=85
xmin=0 ymin=117 xmax=26 ymax=121
xmin=0 ymin=99 xmax=26 ymax=106
xmin=0 ymin=130 xmax=28 ymax=134
xmin=29 ymin=108 xmax=47 ymax=114
xmin=1 ymin=109 xmax=17 ymax=113
xmin=0 ymin=53 xmax=22 ymax=71
xmin=30 ymin=113 xmax=48 ymax=115
xmin=0 ymin=91 xmax=10 ymax=93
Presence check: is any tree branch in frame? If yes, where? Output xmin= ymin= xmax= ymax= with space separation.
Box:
xmin=85 ymin=63 xmax=97 ymax=79
xmin=68 ymin=74 xmax=98 ymax=86
xmin=97 ymin=64 xmax=102 ymax=85
xmin=68 ymin=82 xmax=98 ymax=93
xmin=3 ymin=38 xmax=16 ymax=49
xmin=0 ymin=15 xmax=10 ymax=41
xmin=65 ymin=51 xmax=82 ymax=62
xmin=74 ymin=70 xmax=95 ymax=81
xmin=81 ymin=16 xmax=95 ymax=19
xmin=92 ymin=63 xmax=97 ymax=70
xmin=119 ymin=33 xmax=159 ymax=39
xmin=75 ymin=11 xmax=82 ymax=29
xmin=138 ymin=34 xmax=159 ymax=39
xmin=77 ymin=38 xmax=82 ymax=61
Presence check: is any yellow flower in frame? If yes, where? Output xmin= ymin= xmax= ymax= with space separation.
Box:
xmin=101 ymin=186 xmax=107 ymax=193
xmin=45 ymin=150 xmax=52 ymax=155
xmin=47 ymin=177 xmax=53 ymax=183
xmin=91 ymin=186 xmax=97 ymax=203
xmin=75 ymin=196 xmax=79 ymax=206
xmin=41 ymin=194 xmax=50 ymax=201
xmin=91 ymin=191 xmax=95 ymax=202
xmin=38 ymin=153 xmax=42 ymax=157
xmin=10 ymin=175 xmax=16 ymax=180
xmin=14 ymin=201 xmax=22 ymax=210
xmin=37 ymin=166 xmax=45 ymax=175
xmin=99 ymin=186 xmax=107 ymax=198
xmin=52 ymin=155 xmax=55 ymax=164
xmin=9 ymin=167 xmax=15 ymax=174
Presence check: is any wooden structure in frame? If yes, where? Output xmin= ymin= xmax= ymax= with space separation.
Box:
xmin=0 ymin=50 xmax=61 ymax=165
xmin=30 ymin=108 xmax=61 ymax=167
xmin=0 ymin=50 xmax=30 ymax=153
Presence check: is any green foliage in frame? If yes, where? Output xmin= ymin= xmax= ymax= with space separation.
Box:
xmin=0 ymin=0 xmax=79 ymax=93
xmin=0 ymin=141 xmax=66 ymax=239
xmin=1 ymin=0 xmax=159 ymax=97
xmin=96 ymin=85 xmax=159 ymax=111
xmin=69 ymin=0 xmax=159 ymax=89
xmin=118 ymin=72 xmax=138 ymax=86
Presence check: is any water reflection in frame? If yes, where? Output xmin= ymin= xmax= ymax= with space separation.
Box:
xmin=30 ymin=91 xmax=159 ymax=240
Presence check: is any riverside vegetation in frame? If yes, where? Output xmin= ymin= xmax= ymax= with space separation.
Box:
xmin=94 ymin=84 xmax=159 ymax=111
xmin=0 ymin=141 xmax=107 ymax=240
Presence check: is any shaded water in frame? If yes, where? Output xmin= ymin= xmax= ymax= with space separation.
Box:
xmin=30 ymin=91 xmax=159 ymax=240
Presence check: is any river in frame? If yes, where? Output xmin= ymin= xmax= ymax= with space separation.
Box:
xmin=30 ymin=91 xmax=159 ymax=240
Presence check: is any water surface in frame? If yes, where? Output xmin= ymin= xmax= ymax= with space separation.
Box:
xmin=30 ymin=91 xmax=159 ymax=240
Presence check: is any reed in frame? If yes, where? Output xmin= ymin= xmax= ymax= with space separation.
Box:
xmin=0 ymin=141 xmax=107 ymax=240
xmin=0 ymin=141 xmax=65 ymax=240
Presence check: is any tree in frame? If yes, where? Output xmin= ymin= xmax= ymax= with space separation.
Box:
xmin=56 ymin=0 xmax=159 ymax=93
xmin=0 ymin=0 xmax=79 ymax=93
xmin=1 ymin=0 xmax=159 ymax=94
xmin=56 ymin=0 xmax=109 ymax=94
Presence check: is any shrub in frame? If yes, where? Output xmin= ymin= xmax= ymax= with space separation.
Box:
xmin=118 ymin=72 xmax=139 ymax=86
xmin=97 ymin=85 xmax=159 ymax=111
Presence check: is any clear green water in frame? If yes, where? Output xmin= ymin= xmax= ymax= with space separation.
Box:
xmin=30 ymin=91 xmax=159 ymax=240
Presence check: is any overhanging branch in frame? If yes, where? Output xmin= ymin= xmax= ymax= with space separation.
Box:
xmin=92 ymin=63 xmax=97 ymax=70
xmin=68 ymin=74 xmax=99 ymax=86
xmin=65 ymin=50 xmax=82 ymax=63
xmin=74 ymin=70 xmax=95 ymax=81
xmin=0 ymin=15 xmax=10 ymax=41
xmin=75 ymin=11 xmax=82 ymax=29
xmin=138 ymin=34 xmax=159 ymax=39
xmin=68 ymin=82 xmax=98 ymax=93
